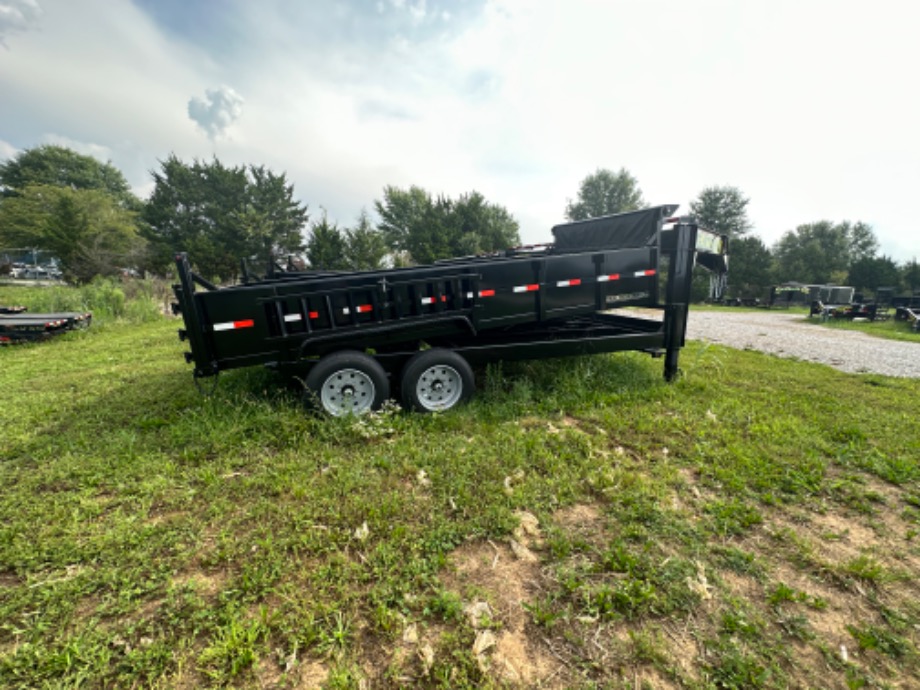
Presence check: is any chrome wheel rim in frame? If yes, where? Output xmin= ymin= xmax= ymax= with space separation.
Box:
xmin=415 ymin=364 xmax=463 ymax=411
xmin=321 ymin=368 xmax=376 ymax=416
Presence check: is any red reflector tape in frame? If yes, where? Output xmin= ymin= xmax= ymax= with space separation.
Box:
xmin=556 ymin=278 xmax=582 ymax=287
xmin=309 ymin=311 xmax=319 ymax=319
xmin=513 ymin=284 xmax=540 ymax=293
xmin=597 ymin=274 xmax=621 ymax=283
xmin=479 ymin=289 xmax=495 ymax=298
xmin=213 ymin=319 xmax=255 ymax=332
xmin=637 ymin=269 xmax=657 ymax=277
xmin=344 ymin=305 xmax=373 ymax=314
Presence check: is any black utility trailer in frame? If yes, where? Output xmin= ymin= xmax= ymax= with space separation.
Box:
xmin=172 ymin=206 xmax=728 ymax=414
xmin=0 ymin=310 xmax=93 ymax=343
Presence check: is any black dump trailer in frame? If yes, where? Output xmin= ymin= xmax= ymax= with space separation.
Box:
xmin=172 ymin=205 xmax=728 ymax=415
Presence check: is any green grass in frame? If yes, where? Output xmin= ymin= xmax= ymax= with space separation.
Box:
xmin=2 ymin=287 xmax=920 ymax=688
xmin=804 ymin=313 xmax=920 ymax=342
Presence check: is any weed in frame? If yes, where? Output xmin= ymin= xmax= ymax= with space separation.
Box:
xmin=198 ymin=616 xmax=267 ymax=681
xmin=842 ymin=555 xmax=889 ymax=583
xmin=847 ymin=624 xmax=913 ymax=659
xmin=1 ymin=291 xmax=919 ymax=688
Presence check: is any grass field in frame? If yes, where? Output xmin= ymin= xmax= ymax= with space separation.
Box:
xmin=805 ymin=315 xmax=920 ymax=343
xmin=2 ymin=283 xmax=919 ymax=688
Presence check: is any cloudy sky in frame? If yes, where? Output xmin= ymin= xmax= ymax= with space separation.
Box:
xmin=1 ymin=0 xmax=917 ymax=260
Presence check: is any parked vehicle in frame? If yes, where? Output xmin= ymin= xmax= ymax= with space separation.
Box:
xmin=0 ymin=308 xmax=92 ymax=343
xmin=172 ymin=206 xmax=729 ymax=415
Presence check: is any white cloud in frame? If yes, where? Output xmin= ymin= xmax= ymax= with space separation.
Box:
xmin=188 ymin=86 xmax=244 ymax=141
xmin=1 ymin=0 xmax=918 ymax=263
xmin=42 ymin=133 xmax=111 ymax=162
xmin=0 ymin=0 xmax=41 ymax=47
xmin=408 ymin=0 xmax=426 ymax=23
xmin=0 ymin=138 xmax=18 ymax=160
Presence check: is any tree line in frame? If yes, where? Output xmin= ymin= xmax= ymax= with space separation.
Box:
xmin=0 ymin=146 xmax=521 ymax=283
xmin=566 ymin=168 xmax=920 ymax=299
xmin=1 ymin=146 xmax=917 ymax=297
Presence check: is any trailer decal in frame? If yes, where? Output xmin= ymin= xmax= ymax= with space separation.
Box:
xmin=342 ymin=305 xmax=374 ymax=315
xmin=213 ymin=319 xmax=255 ymax=332
xmin=282 ymin=312 xmax=321 ymax=323
xmin=513 ymin=284 xmax=540 ymax=293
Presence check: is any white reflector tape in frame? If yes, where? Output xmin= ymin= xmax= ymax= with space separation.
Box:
xmin=284 ymin=314 xmax=302 ymax=322
xmin=213 ymin=319 xmax=255 ymax=332
xmin=556 ymin=279 xmax=582 ymax=287
xmin=635 ymin=269 xmax=657 ymax=278
xmin=466 ymin=292 xmax=474 ymax=299
xmin=513 ymin=284 xmax=540 ymax=293
xmin=596 ymin=274 xmax=620 ymax=283
xmin=421 ymin=296 xmax=435 ymax=305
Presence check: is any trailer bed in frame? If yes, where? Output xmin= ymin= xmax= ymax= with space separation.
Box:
xmin=173 ymin=205 xmax=728 ymax=413
xmin=0 ymin=311 xmax=92 ymax=343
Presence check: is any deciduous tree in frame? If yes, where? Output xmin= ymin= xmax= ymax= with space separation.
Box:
xmin=0 ymin=184 xmax=142 ymax=282
xmin=564 ymin=168 xmax=645 ymax=221
xmin=727 ymin=235 xmax=774 ymax=298
xmin=0 ymin=144 xmax=139 ymax=209
xmin=847 ymin=255 xmax=901 ymax=293
xmin=143 ymin=156 xmax=308 ymax=281
xmin=375 ymin=186 xmax=519 ymax=265
xmin=344 ymin=210 xmax=388 ymax=271
xmin=902 ymin=258 xmax=920 ymax=293
xmin=772 ymin=220 xmax=879 ymax=285
xmin=689 ymin=186 xmax=752 ymax=237
xmin=305 ymin=213 xmax=349 ymax=270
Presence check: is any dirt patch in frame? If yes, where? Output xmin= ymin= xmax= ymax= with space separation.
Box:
xmin=439 ymin=533 xmax=559 ymax=687
xmin=553 ymin=503 xmax=609 ymax=551
xmin=0 ymin=572 xmax=22 ymax=588
xmin=444 ymin=540 xmax=538 ymax=634
xmin=719 ymin=498 xmax=920 ymax=687
xmin=170 ymin=570 xmax=227 ymax=597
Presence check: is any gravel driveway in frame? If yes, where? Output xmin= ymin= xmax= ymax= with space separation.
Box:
xmin=683 ymin=310 xmax=920 ymax=379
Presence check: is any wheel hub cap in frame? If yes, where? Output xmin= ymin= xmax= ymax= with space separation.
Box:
xmin=416 ymin=365 xmax=463 ymax=411
xmin=321 ymin=368 xmax=376 ymax=416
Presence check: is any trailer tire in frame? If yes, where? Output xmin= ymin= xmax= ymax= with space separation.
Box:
xmin=305 ymin=351 xmax=389 ymax=416
xmin=401 ymin=349 xmax=474 ymax=413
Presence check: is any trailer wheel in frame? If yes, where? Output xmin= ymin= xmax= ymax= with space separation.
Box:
xmin=401 ymin=349 xmax=474 ymax=413
xmin=305 ymin=351 xmax=389 ymax=416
